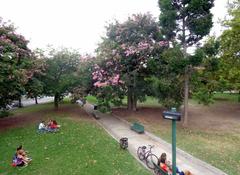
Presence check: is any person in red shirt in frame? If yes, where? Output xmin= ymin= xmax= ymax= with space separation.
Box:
xmin=159 ymin=153 xmax=172 ymax=174
xmin=158 ymin=153 xmax=190 ymax=175
xmin=47 ymin=119 xmax=60 ymax=132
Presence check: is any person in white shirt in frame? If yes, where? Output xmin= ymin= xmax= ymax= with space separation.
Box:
xmin=38 ymin=121 xmax=46 ymax=131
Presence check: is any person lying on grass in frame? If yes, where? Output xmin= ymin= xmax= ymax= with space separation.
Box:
xmin=12 ymin=145 xmax=32 ymax=167
xmin=158 ymin=153 xmax=192 ymax=175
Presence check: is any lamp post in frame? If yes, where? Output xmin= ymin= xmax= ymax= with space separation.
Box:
xmin=162 ymin=107 xmax=181 ymax=175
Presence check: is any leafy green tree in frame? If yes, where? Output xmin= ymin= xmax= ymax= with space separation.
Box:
xmin=25 ymin=78 xmax=44 ymax=104
xmin=70 ymin=54 xmax=96 ymax=103
xmin=158 ymin=0 xmax=214 ymax=126
xmin=42 ymin=48 xmax=80 ymax=109
xmin=219 ymin=0 xmax=240 ymax=100
xmin=25 ymin=50 xmax=46 ymax=104
xmin=0 ymin=18 xmax=32 ymax=111
xmin=191 ymin=36 xmax=220 ymax=105
xmin=147 ymin=46 xmax=186 ymax=108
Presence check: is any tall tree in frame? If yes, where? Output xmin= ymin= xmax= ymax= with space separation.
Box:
xmin=42 ymin=48 xmax=80 ymax=109
xmin=94 ymin=13 xmax=168 ymax=111
xmin=191 ymin=36 xmax=220 ymax=105
xmin=158 ymin=0 xmax=214 ymax=126
xmin=0 ymin=18 xmax=32 ymax=111
xmin=219 ymin=0 xmax=240 ymax=100
xmin=25 ymin=49 xmax=46 ymax=104
xmin=70 ymin=54 xmax=96 ymax=103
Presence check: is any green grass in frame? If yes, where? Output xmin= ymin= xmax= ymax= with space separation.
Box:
xmin=12 ymin=103 xmax=54 ymax=115
xmin=86 ymin=95 xmax=162 ymax=108
xmin=137 ymin=97 xmax=162 ymax=107
xmin=86 ymin=95 xmax=97 ymax=104
xmin=146 ymin=122 xmax=240 ymax=175
xmin=121 ymin=96 xmax=162 ymax=107
xmin=213 ymin=92 xmax=239 ymax=102
xmin=12 ymin=99 xmax=73 ymax=116
xmin=118 ymin=95 xmax=240 ymax=174
xmin=0 ymin=116 xmax=150 ymax=175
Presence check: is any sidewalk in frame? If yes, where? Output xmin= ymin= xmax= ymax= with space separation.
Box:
xmin=84 ymin=103 xmax=227 ymax=175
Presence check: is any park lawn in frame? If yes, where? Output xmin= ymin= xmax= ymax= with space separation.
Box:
xmin=11 ymin=102 xmax=53 ymax=115
xmin=112 ymin=95 xmax=240 ymax=175
xmin=86 ymin=95 xmax=162 ymax=108
xmin=213 ymin=92 xmax=239 ymax=102
xmin=0 ymin=117 xmax=151 ymax=175
xmin=148 ymin=123 xmax=240 ymax=175
xmin=86 ymin=95 xmax=97 ymax=104
xmin=123 ymin=96 xmax=162 ymax=108
xmin=12 ymin=100 xmax=73 ymax=116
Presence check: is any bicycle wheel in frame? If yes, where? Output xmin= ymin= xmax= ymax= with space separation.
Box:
xmin=137 ymin=147 xmax=145 ymax=160
xmin=146 ymin=153 xmax=159 ymax=170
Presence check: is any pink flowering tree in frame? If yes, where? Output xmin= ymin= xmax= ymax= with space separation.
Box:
xmin=0 ymin=18 xmax=33 ymax=112
xmin=93 ymin=13 xmax=169 ymax=111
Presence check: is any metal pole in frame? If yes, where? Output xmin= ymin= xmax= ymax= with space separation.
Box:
xmin=172 ymin=120 xmax=176 ymax=175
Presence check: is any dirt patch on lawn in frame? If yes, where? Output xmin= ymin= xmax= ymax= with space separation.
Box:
xmin=0 ymin=105 xmax=92 ymax=132
xmin=112 ymin=101 xmax=240 ymax=133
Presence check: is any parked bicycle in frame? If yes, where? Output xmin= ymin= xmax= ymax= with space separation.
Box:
xmin=137 ymin=145 xmax=159 ymax=169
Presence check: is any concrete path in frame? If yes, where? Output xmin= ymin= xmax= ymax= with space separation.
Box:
xmin=84 ymin=103 xmax=227 ymax=175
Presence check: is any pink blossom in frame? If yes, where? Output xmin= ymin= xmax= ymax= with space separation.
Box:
xmin=158 ymin=41 xmax=169 ymax=47
xmin=110 ymin=74 xmax=120 ymax=85
xmin=138 ymin=41 xmax=150 ymax=51
xmin=124 ymin=46 xmax=136 ymax=56
xmin=94 ymin=81 xmax=108 ymax=87
xmin=92 ymin=75 xmax=98 ymax=80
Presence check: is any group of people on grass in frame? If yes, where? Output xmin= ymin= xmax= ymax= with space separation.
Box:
xmin=12 ymin=119 xmax=61 ymax=167
xmin=38 ymin=119 xmax=61 ymax=132
xmin=12 ymin=145 xmax=32 ymax=167
xmin=158 ymin=152 xmax=192 ymax=175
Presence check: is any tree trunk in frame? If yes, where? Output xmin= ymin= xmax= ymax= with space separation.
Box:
xmin=18 ymin=98 xmax=23 ymax=108
xmin=54 ymin=93 xmax=59 ymax=110
xmin=35 ymin=96 xmax=38 ymax=104
xmin=127 ymin=71 xmax=138 ymax=111
xmin=182 ymin=15 xmax=189 ymax=127
xmin=132 ymin=95 xmax=137 ymax=111
xmin=127 ymin=88 xmax=137 ymax=111
xmin=132 ymin=71 xmax=137 ymax=111
xmin=127 ymin=86 xmax=133 ymax=110
xmin=183 ymin=68 xmax=189 ymax=127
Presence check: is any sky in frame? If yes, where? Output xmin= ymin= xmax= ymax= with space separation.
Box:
xmin=0 ymin=0 xmax=228 ymax=54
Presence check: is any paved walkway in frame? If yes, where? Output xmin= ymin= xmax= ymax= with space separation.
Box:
xmin=84 ymin=103 xmax=227 ymax=175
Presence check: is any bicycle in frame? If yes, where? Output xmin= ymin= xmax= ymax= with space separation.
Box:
xmin=137 ymin=145 xmax=159 ymax=169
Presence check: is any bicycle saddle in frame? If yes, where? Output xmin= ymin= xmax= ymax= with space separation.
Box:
xmin=142 ymin=146 xmax=147 ymax=149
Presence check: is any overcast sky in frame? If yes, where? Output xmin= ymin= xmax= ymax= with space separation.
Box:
xmin=0 ymin=0 xmax=228 ymax=54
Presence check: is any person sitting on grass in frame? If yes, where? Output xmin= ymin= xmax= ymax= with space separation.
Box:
xmin=12 ymin=145 xmax=32 ymax=167
xmin=52 ymin=120 xmax=61 ymax=128
xmin=38 ymin=120 xmax=47 ymax=132
xmin=47 ymin=119 xmax=60 ymax=132
xmin=158 ymin=153 xmax=191 ymax=175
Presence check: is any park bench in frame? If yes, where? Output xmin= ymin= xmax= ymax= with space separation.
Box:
xmin=153 ymin=162 xmax=168 ymax=175
xmin=131 ymin=122 xmax=144 ymax=133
